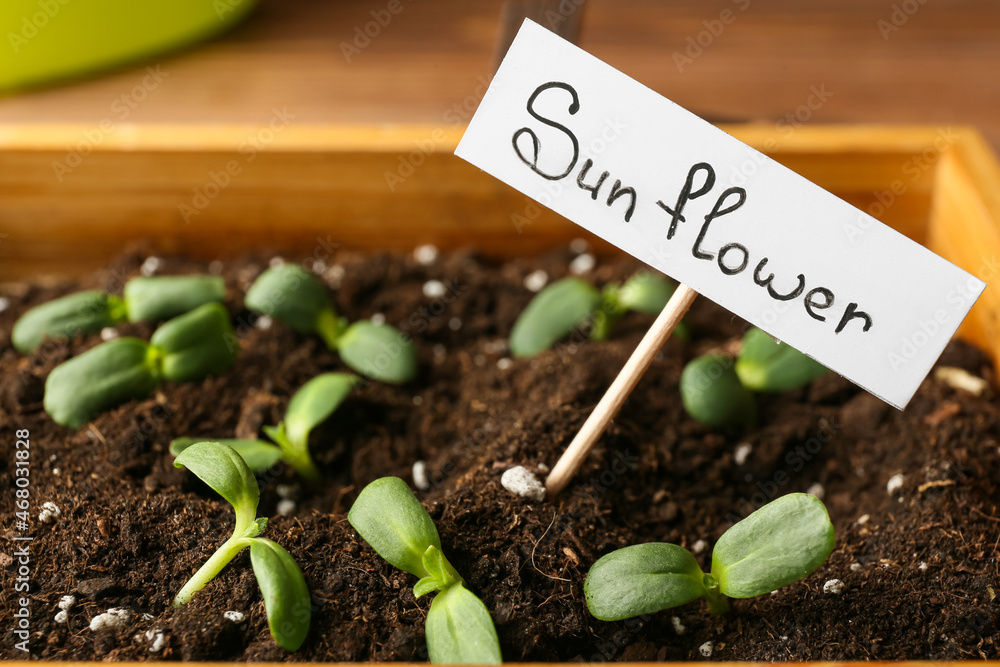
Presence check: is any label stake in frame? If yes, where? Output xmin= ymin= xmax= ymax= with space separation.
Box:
xmin=545 ymin=283 xmax=698 ymax=496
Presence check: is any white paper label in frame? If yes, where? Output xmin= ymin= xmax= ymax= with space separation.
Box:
xmin=455 ymin=19 xmax=986 ymax=409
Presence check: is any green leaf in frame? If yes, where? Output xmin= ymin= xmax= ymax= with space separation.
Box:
xmin=680 ymin=353 xmax=757 ymax=428
xmin=425 ymin=584 xmax=502 ymax=665
xmin=150 ymin=303 xmax=238 ymax=382
xmin=174 ymin=441 xmax=261 ymax=536
xmin=249 ymin=538 xmax=311 ymax=651
xmin=123 ymin=275 xmax=226 ymax=323
xmin=43 ymin=337 xmax=159 ymax=428
xmin=711 ymin=493 xmax=835 ymax=598
xmin=169 ymin=437 xmax=284 ymax=473
xmin=616 ymin=272 xmax=677 ymax=315
xmin=735 ymin=327 xmax=828 ymax=392
xmin=509 ymin=278 xmax=600 ymax=358
xmin=584 ymin=543 xmax=705 ymax=621
xmin=589 ymin=286 xmax=622 ymax=342
xmin=336 ymin=321 xmax=417 ymax=384
xmin=261 ymin=424 xmax=320 ymax=484
xmin=348 ymin=476 xmax=441 ymax=578
xmin=12 ymin=290 xmax=124 ymax=353
xmin=284 ymin=372 xmax=359 ymax=452
xmin=414 ymin=545 xmax=463 ymax=598
xmin=244 ymin=264 xmax=333 ymax=333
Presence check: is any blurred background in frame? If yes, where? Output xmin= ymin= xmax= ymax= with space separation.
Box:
xmin=1 ymin=0 xmax=998 ymax=149
xmin=1 ymin=0 xmax=998 ymax=285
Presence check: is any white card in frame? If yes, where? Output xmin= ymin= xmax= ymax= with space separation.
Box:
xmin=456 ymin=19 xmax=985 ymax=409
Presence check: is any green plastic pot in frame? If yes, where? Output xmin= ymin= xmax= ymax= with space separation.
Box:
xmin=1 ymin=0 xmax=257 ymax=94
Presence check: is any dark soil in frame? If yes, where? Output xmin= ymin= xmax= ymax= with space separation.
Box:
xmin=1 ymin=246 xmax=998 ymax=661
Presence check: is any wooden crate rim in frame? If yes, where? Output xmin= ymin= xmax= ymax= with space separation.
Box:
xmin=0 ymin=122 xmax=981 ymax=153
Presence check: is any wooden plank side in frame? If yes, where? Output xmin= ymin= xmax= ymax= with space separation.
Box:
xmin=0 ymin=125 xmax=945 ymax=280
xmin=927 ymin=131 xmax=1000 ymax=369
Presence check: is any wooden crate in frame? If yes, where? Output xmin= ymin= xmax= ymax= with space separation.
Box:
xmin=1 ymin=126 xmax=999 ymax=664
xmin=1 ymin=123 xmax=998 ymax=362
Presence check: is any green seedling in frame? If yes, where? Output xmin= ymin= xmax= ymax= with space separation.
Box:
xmin=735 ymin=327 xmax=828 ymax=392
xmin=509 ymin=272 xmax=687 ymax=358
xmin=585 ymin=493 xmax=835 ymax=621
xmin=349 ymin=477 xmax=502 ymax=665
xmin=12 ymin=275 xmax=225 ymax=353
xmin=679 ymin=327 xmax=828 ymax=427
xmin=44 ymin=303 xmax=237 ymax=428
xmin=170 ymin=372 xmax=359 ymax=484
xmin=679 ymin=353 xmax=757 ymax=428
xmin=173 ymin=441 xmax=310 ymax=651
xmin=245 ymin=264 xmax=416 ymax=384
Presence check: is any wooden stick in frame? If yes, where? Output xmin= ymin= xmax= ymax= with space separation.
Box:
xmin=545 ymin=283 xmax=699 ymax=496
xmin=493 ymin=0 xmax=587 ymax=71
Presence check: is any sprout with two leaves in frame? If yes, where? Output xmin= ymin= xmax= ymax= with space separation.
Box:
xmin=349 ymin=477 xmax=502 ymax=664
xmin=170 ymin=372 xmax=359 ymax=485
xmin=585 ymin=493 xmax=835 ymax=620
xmin=173 ymin=441 xmax=311 ymax=651
xmin=245 ymin=264 xmax=416 ymax=384
xmin=680 ymin=327 xmax=828 ymax=427
xmin=43 ymin=303 xmax=237 ymax=428
xmin=13 ymin=274 xmax=225 ymax=353
xmin=510 ymin=272 xmax=687 ymax=358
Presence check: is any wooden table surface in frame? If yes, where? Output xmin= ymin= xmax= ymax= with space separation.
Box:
xmin=0 ymin=0 xmax=997 ymax=148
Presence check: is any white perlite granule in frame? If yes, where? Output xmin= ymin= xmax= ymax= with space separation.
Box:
xmin=934 ymin=366 xmax=989 ymax=396
xmin=569 ymin=253 xmax=595 ymax=275
xmin=0 ymin=297 xmax=10 ymax=314
xmin=807 ymin=482 xmax=826 ymax=500
xmin=325 ymin=264 xmax=346 ymax=288
xmin=823 ymin=579 xmax=845 ymax=594
xmin=423 ymin=280 xmax=447 ymax=298
xmin=698 ymin=641 xmax=713 ymax=658
xmin=886 ymin=473 xmax=905 ymax=495
xmin=496 ymin=358 xmax=512 ymax=370
xmin=671 ymin=616 xmax=686 ymax=635
xmin=413 ymin=244 xmax=439 ymax=265
xmin=101 ymin=327 xmax=119 ymax=341
xmin=500 ymin=466 xmax=546 ymax=502
xmin=733 ymin=442 xmax=753 ymax=465
xmin=58 ymin=595 xmax=76 ymax=610
xmin=413 ymin=461 xmax=430 ymax=491
xmin=140 ymin=256 xmax=162 ymax=276
xmin=55 ymin=610 xmax=68 ymax=624
xmin=370 ymin=313 xmax=386 ymax=326
xmin=523 ymin=269 xmax=548 ymax=292
xmin=276 ymin=499 xmax=296 ymax=516
xmin=39 ymin=501 xmax=61 ymax=524
xmin=90 ymin=608 xmax=131 ymax=631
xmin=224 ymin=611 xmax=246 ymax=623
xmin=146 ymin=629 xmax=165 ymax=653
xmin=691 ymin=539 xmax=707 ymax=555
